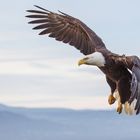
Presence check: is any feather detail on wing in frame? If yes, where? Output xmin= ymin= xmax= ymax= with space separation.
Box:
xmin=128 ymin=56 xmax=140 ymax=114
xmin=111 ymin=55 xmax=140 ymax=114
xmin=26 ymin=5 xmax=106 ymax=55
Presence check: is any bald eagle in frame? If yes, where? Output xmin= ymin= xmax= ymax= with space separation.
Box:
xmin=26 ymin=5 xmax=140 ymax=115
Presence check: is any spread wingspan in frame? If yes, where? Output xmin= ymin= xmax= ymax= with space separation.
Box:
xmin=26 ymin=5 xmax=106 ymax=55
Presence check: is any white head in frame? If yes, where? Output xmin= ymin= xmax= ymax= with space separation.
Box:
xmin=78 ymin=52 xmax=106 ymax=67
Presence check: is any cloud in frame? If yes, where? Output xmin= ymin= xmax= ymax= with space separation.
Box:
xmin=1 ymin=93 xmax=113 ymax=110
xmin=0 ymin=64 xmax=108 ymax=108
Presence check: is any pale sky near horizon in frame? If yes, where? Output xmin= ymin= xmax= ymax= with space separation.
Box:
xmin=0 ymin=0 xmax=140 ymax=109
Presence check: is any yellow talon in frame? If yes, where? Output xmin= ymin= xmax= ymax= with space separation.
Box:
xmin=108 ymin=94 xmax=116 ymax=105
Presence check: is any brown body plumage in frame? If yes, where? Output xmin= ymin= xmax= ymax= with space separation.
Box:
xmin=26 ymin=5 xmax=140 ymax=115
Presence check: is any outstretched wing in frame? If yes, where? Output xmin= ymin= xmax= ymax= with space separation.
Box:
xmin=26 ymin=5 xmax=106 ymax=55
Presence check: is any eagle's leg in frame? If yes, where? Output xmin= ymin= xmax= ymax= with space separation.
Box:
xmin=117 ymin=101 xmax=123 ymax=114
xmin=112 ymin=89 xmax=123 ymax=114
xmin=117 ymin=76 xmax=131 ymax=114
xmin=106 ymin=76 xmax=116 ymax=105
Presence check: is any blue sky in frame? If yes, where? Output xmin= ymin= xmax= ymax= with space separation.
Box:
xmin=0 ymin=0 xmax=140 ymax=109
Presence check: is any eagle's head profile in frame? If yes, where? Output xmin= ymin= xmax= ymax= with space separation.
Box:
xmin=78 ymin=52 xmax=106 ymax=67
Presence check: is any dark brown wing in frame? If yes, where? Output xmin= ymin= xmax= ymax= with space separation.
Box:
xmin=26 ymin=5 xmax=106 ymax=55
xmin=128 ymin=56 xmax=140 ymax=114
xmin=112 ymin=55 xmax=140 ymax=114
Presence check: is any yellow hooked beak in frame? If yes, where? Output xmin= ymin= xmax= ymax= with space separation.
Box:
xmin=78 ymin=59 xmax=86 ymax=66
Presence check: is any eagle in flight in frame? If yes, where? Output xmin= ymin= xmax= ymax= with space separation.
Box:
xmin=26 ymin=5 xmax=140 ymax=115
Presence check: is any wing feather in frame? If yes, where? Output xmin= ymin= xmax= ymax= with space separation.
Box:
xmin=26 ymin=15 xmax=48 ymax=18
xmin=28 ymin=19 xmax=51 ymax=24
xmin=26 ymin=5 xmax=107 ymax=55
xmin=130 ymin=56 xmax=140 ymax=114
xmin=112 ymin=55 xmax=140 ymax=114
xmin=27 ymin=10 xmax=48 ymax=14
xmin=127 ymin=56 xmax=140 ymax=114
